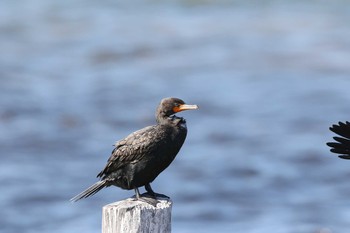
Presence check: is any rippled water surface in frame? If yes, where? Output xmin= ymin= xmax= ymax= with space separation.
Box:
xmin=1 ymin=1 xmax=350 ymax=233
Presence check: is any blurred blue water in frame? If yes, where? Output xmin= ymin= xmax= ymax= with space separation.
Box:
xmin=1 ymin=1 xmax=350 ymax=233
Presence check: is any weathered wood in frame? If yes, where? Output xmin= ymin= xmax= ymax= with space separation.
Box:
xmin=102 ymin=198 xmax=172 ymax=233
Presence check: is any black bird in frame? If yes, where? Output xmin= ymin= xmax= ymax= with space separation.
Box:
xmin=71 ymin=97 xmax=198 ymax=203
xmin=327 ymin=121 xmax=350 ymax=159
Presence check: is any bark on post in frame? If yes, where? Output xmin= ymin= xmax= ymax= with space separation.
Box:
xmin=102 ymin=198 xmax=172 ymax=233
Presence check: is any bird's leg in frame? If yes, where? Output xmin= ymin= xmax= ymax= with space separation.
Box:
xmin=144 ymin=183 xmax=156 ymax=196
xmin=144 ymin=183 xmax=169 ymax=199
xmin=132 ymin=186 xmax=159 ymax=207
xmin=134 ymin=187 xmax=141 ymax=199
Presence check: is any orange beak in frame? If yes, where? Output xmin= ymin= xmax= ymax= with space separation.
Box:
xmin=173 ymin=104 xmax=199 ymax=113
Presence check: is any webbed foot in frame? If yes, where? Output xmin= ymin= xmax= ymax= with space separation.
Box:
xmin=131 ymin=187 xmax=159 ymax=207
xmin=144 ymin=183 xmax=170 ymax=199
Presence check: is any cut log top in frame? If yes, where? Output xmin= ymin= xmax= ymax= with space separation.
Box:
xmin=102 ymin=197 xmax=173 ymax=233
xmin=104 ymin=197 xmax=172 ymax=210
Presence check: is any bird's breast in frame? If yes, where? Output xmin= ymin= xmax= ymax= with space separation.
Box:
xmin=179 ymin=120 xmax=187 ymax=129
xmin=170 ymin=116 xmax=187 ymax=129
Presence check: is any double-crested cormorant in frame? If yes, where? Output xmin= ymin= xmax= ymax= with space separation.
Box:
xmin=327 ymin=121 xmax=350 ymax=159
xmin=71 ymin=97 xmax=198 ymax=203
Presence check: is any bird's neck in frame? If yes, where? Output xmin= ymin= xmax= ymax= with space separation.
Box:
xmin=156 ymin=111 xmax=167 ymax=124
xmin=157 ymin=115 xmax=186 ymax=128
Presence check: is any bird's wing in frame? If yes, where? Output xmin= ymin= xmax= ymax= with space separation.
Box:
xmin=327 ymin=121 xmax=350 ymax=159
xmin=97 ymin=125 xmax=165 ymax=178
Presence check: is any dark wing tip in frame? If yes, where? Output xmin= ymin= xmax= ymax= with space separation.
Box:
xmin=327 ymin=121 xmax=350 ymax=160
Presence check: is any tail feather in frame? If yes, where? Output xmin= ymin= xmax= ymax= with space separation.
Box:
xmin=70 ymin=180 xmax=107 ymax=202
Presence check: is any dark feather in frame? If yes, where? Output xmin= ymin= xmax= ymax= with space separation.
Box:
xmin=329 ymin=121 xmax=350 ymax=139
xmin=327 ymin=121 xmax=350 ymax=159
xmin=97 ymin=125 xmax=169 ymax=179
xmin=70 ymin=180 xmax=107 ymax=202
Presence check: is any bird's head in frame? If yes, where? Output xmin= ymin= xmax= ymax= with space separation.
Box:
xmin=156 ymin=97 xmax=198 ymax=122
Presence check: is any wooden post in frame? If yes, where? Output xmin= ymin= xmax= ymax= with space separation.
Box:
xmin=102 ymin=197 xmax=172 ymax=233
